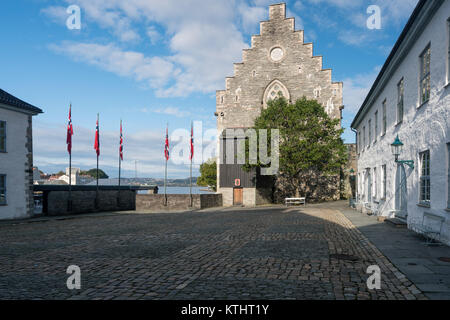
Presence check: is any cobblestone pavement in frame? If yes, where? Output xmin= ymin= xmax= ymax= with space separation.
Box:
xmin=0 ymin=205 xmax=427 ymax=300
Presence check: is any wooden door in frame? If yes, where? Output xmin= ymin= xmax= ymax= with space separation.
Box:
xmin=233 ymin=188 xmax=243 ymax=206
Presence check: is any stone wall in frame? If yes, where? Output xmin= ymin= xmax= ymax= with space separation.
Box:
xmin=44 ymin=189 xmax=136 ymax=216
xmin=273 ymin=171 xmax=340 ymax=204
xmin=136 ymin=194 xmax=223 ymax=211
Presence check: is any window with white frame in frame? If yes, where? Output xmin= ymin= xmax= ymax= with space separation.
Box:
xmin=419 ymin=150 xmax=431 ymax=205
xmin=382 ymin=100 xmax=387 ymax=135
xmin=419 ymin=45 xmax=431 ymax=105
xmin=373 ymin=167 xmax=377 ymax=199
xmin=358 ymin=131 xmax=361 ymax=154
xmin=382 ymin=165 xmax=387 ymax=199
xmin=397 ymin=78 xmax=404 ymax=123
xmin=374 ymin=111 xmax=378 ymax=142
xmin=447 ymin=18 xmax=450 ymax=84
xmin=368 ymin=120 xmax=372 ymax=146
xmin=0 ymin=175 xmax=6 ymax=205
xmin=447 ymin=143 xmax=450 ymax=209
xmin=363 ymin=126 xmax=366 ymax=148
xmin=0 ymin=121 xmax=6 ymax=152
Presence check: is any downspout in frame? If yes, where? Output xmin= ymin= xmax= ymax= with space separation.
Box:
xmin=351 ymin=127 xmax=358 ymax=204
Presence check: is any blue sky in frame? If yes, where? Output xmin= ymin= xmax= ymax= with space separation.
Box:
xmin=0 ymin=0 xmax=419 ymax=178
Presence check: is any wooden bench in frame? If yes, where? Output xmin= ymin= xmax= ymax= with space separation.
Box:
xmin=409 ymin=212 xmax=445 ymax=245
xmin=285 ymin=197 xmax=306 ymax=207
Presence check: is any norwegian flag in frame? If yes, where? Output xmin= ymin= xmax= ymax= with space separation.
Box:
xmin=94 ymin=115 xmax=100 ymax=157
xmin=189 ymin=122 xmax=194 ymax=161
xmin=119 ymin=120 xmax=123 ymax=161
xmin=164 ymin=125 xmax=170 ymax=161
xmin=66 ymin=104 xmax=73 ymax=154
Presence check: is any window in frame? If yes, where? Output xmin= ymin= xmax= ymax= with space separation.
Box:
xmin=419 ymin=150 xmax=431 ymax=205
xmin=382 ymin=165 xmax=387 ymax=199
xmin=382 ymin=100 xmax=387 ymax=135
xmin=0 ymin=121 xmax=5 ymax=152
xmin=358 ymin=131 xmax=361 ymax=154
xmin=363 ymin=126 xmax=366 ymax=149
xmin=447 ymin=18 xmax=450 ymax=84
xmin=0 ymin=175 xmax=5 ymax=205
xmin=419 ymin=45 xmax=431 ymax=105
xmin=397 ymin=78 xmax=404 ymax=123
xmin=447 ymin=143 xmax=450 ymax=209
xmin=373 ymin=167 xmax=377 ymax=199
xmin=374 ymin=111 xmax=378 ymax=142
xmin=368 ymin=120 xmax=372 ymax=146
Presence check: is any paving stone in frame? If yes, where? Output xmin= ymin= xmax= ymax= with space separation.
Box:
xmin=0 ymin=204 xmax=429 ymax=300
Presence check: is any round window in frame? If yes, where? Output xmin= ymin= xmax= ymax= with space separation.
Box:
xmin=270 ymin=47 xmax=284 ymax=62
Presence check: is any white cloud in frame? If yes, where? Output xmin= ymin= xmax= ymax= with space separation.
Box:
xmin=41 ymin=6 xmax=68 ymax=25
xmin=342 ymin=67 xmax=380 ymax=114
xmin=141 ymin=106 xmax=191 ymax=118
xmin=49 ymin=42 xmax=179 ymax=89
xmin=146 ymin=26 xmax=162 ymax=45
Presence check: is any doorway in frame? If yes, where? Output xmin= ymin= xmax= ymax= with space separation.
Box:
xmin=233 ymin=187 xmax=243 ymax=206
xmin=395 ymin=164 xmax=408 ymax=219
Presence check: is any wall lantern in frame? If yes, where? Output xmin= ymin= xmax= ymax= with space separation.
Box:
xmin=391 ymin=135 xmax=414 ymax=169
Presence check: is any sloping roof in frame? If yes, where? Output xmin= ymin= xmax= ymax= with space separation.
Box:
xmin=351 ymin=0 xmax=435 ymax=129
xmin=0 ymin=88 xmax=43 ymax=114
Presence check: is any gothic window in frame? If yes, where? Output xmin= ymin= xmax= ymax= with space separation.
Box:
xmin=263 ymin=80 xmax=290 ymax=108
xmin=252 ymin=70 xmax=256 ymax=77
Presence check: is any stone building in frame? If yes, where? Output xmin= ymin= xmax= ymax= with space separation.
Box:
xmin=0 ymin=88 xmax=43 ymax=219
xmin=351 ymin=0 xmax=450 ymax=245
xmin=216 ymin=3 xmax=343 ymax=206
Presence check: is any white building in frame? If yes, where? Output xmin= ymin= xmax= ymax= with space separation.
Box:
xmin=0 ymin=88 xmax=43 ymax=219
xmin=59 ymin=167 xmax=80 ymax=185
xmin=351 ymin=0 xmax=450 ymax=244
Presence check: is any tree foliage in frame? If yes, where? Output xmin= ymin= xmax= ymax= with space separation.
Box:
xmin=245 ymin=97 xmax=347 ymax=179
xmin=81 ymin=169 xmax=109 ymax=179
xmin=196 ymin=159 xmax=217 ymax=191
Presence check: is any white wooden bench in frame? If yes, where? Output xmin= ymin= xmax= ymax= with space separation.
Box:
xmin=285 ymin=197 xmax=306 ymax=207
xmin=409 ymin=212 xmax=445 ymax=245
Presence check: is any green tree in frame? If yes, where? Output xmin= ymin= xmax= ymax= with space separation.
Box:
xmin=197 ymin=159 xmax=217 ymax=191
xmin=245 ymin=97 xmax=347 ymax=200
xmin=81 ymin=169 xmax=109 ymax=179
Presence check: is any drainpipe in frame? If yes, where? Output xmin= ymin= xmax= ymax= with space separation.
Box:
xmin=351 ymin=127 xmax=358 ymax=205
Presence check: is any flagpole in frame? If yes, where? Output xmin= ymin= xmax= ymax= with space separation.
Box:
xmin=190 ymin=121 xmax=193 ymax=207
xmin=164 ymin=123 xmax=168 ymax=206
xmin=95 ymin=113 xmax=99 ymax=209
xmin=69 ymin=148 xmax=72 ymax=211
xmin=68 ymin=103 xmax=72 ymax=212
xmin=118 ymin=119 xmax=122 ymax=207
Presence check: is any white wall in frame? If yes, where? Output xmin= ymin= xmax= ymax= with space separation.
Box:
xmin=0 ymin=107 xmax=29 ymax=219
xmin=355 ymin=0 xmax=450 ymax=244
